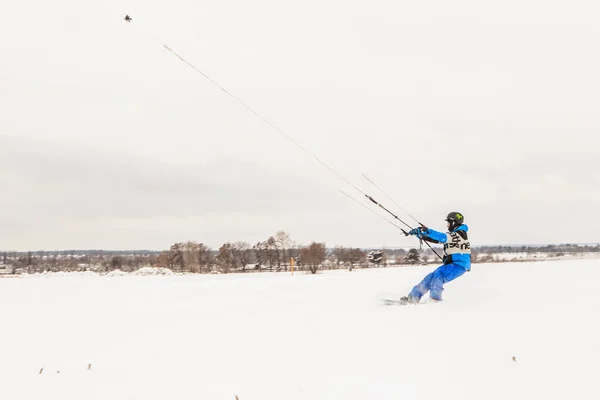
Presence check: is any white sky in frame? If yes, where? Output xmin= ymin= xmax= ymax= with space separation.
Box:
xmin=2 ymin=0 xmax=599 ymax=251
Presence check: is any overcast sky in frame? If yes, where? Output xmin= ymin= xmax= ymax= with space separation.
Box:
xmin=2 ymin=0 xmax=599 ymax=251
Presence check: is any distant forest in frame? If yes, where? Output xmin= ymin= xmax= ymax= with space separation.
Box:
xmin=1 ymin=231 xmax=598 ymax=275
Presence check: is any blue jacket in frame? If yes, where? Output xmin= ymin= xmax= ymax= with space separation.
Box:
xmin=419 ymin=224 xmax=471 ymax=271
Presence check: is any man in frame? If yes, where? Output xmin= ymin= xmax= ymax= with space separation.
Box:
xmin=401 ymin=212 xmax=471 ymax=304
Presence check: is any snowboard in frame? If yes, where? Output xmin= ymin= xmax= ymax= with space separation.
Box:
xmin=380 ymin=297 xmax=440 ymax=306
xmin=381 ymin=298 xmax=410 ymax=306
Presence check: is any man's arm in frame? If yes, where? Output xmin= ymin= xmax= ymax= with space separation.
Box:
xmin=420 ymin=228 xmax=448 ymax=243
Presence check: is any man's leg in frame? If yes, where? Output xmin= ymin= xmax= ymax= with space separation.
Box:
xmin=407 ymin=271 xmax=436 ymax=302
xmin=429 ymin=264 xmax=466 ymax=301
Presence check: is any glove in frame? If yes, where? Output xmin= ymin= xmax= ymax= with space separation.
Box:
xmin=408 ymin=227 xmax=430 ymax=237
xmin=408 ymin=228 xmax=421 ymax=236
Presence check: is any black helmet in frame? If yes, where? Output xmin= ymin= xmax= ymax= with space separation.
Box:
xmin=445 ymin=212 xmax=464 ymax=231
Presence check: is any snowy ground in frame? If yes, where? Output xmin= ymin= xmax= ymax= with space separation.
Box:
xmin=475 ymin=251 xmax=600 ymax=262
xmin=1 ymin=259 xmax=599 ymax=400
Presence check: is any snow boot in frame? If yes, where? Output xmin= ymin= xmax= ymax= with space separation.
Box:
xmin=399 ymin=296 xmax=420 ymax=305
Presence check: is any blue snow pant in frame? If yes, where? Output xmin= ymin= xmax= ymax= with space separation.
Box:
xmin=408 ymin=263 xmax=467 ymax=301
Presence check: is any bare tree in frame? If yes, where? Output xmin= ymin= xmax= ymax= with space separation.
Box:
xmin=232 ymin=241 xmax=254 ymax=271
xmin=163 ymin=242 xmax=212 ymax=273
xmin=266 ymin=236 xmax=280 ymax=269
xmin=197 ymin=243 xmax=213 ymax=273
xmin=275 ymin=231 xmax=293 ymax=271
xmin=253 ymin=241 xmax=266 ymax=268
xmin=217 ymin=243 xmax=235 ymax=273
xmin=348 ymin=248 xmax=367 ymax=268
xmin=299 ymin=242 xmax=327 ymax=274
xmin=182 ymin=241 xmax=201 ymax=272
xmin=168 ymin=243 xmax=185 ymax=271
xmin=110 ymin=256 xmax=124 ymax=270
xmin=330 ymin=246 xmax=346 ymax=269
xmin=471 ymin=248 xmax=479 ymax=263
xmin=156 ymin=251 xmax=171 ymax=268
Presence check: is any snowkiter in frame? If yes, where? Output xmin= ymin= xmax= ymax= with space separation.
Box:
xmin=401 ymin=212 xmax=471 ymax=304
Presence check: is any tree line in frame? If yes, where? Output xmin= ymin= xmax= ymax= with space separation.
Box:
xmin=0 ymin=231 xmax=421 ymax=274
xmin=1 ymin=237 xmax=598 ymax=275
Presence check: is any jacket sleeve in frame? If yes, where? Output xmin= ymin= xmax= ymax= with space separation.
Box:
xmin=422 ymin=228 xmax=448 ymax=243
